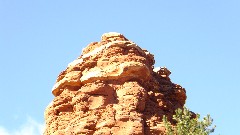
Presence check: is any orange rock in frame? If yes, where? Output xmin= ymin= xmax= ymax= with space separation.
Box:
xmin=44 ymin=32 xmax=187 ymax=135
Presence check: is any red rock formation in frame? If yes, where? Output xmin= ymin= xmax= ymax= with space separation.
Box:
xmin=44 ymin=32 xmax=187 ymax=135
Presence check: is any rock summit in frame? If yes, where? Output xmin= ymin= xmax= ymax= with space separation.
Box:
xmin=44 ymin=32 xmax=187 ymax=135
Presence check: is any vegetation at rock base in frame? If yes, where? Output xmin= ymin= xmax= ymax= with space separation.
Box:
xmin=163 ymin=107 xmax=216 ymax=135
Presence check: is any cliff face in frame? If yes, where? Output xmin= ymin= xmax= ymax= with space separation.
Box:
xmin=44 ymin=32 xmax=187 ymax=135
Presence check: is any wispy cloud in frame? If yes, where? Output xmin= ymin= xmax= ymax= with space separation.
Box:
xmin=0 ymin=117 xmax=44 ymax=135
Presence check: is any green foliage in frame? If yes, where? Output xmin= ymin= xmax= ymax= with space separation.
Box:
xmin=163 ymin=107 xmax=216 ymax=135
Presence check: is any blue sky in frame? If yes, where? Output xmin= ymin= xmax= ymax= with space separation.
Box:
xmin=0 ymin=0 xmax=239 ymax=134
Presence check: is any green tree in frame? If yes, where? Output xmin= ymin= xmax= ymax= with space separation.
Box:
xmin=163 ymin=107 xmax=216 ymax=135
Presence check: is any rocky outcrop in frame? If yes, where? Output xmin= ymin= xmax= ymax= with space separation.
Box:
xmin=44 ymin=32 xmax=187 ymax=135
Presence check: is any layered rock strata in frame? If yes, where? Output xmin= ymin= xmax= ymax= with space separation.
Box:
xmin=44 ymin=32 xmax=187 ymax=135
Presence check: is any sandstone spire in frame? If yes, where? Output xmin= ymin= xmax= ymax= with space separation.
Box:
xmin=44 ymin=32 xmax=187 ymax=135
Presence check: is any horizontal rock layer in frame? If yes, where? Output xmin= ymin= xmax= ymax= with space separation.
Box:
xmin=44 ymin=32 xmax=187 ymax=135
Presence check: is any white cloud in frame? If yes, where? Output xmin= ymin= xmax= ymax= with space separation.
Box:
xmin=0 ymin=117 xmax=44 ymax=135
xmin=0 ymin=127 xmax=10 ymax=135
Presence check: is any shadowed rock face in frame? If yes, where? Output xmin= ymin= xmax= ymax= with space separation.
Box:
xmin=44 ymin=32 xmax=187 ymax=135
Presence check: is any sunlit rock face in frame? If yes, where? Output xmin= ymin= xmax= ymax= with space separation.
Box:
xmin=44 ymin=32 xmax=187 ymax=135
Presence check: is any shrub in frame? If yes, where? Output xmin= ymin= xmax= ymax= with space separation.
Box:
xmin=163 ymin=107 xmax=216 ymax=135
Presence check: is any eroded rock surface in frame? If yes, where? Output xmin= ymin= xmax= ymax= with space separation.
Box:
xmin=44 ymin=32 xmax=187 ymax=135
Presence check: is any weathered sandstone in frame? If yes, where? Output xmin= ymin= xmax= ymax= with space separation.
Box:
xmin=44 ymin=32 xmax=187 ymax=135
